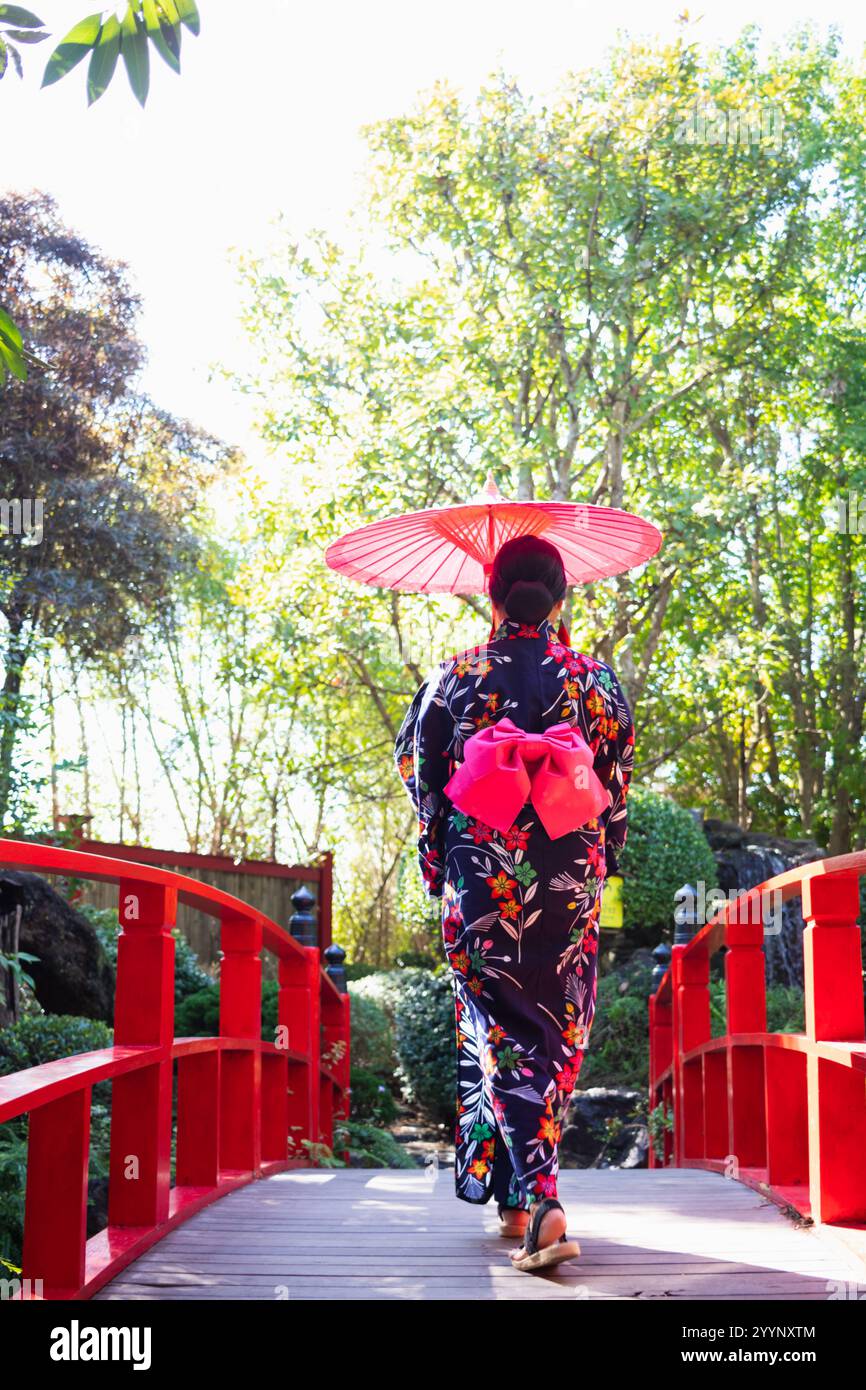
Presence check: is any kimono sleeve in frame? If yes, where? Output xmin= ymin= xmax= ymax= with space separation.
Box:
xmin=593 ymin=666 xmax=634 ymax=876
xmin=393 ymin=665 xmax=455 ymax=899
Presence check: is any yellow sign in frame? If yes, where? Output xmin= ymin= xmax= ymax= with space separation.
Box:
xmin=600 ymin=874 xmax=624 ymax=930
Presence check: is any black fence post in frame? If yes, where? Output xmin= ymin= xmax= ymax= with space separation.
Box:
xmin=673 ymin=883 xmax=700 ymax=947
xmin=323 ymin=943 xmax=347 ymax=993
xmin=289 ymin=884 xmax=317 ymax=948
xmin=651 ymin=941 xmax=672 ymax=993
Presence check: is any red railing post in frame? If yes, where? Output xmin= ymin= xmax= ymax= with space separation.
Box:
xmin=725 ymin=904 xmax=768 ymax=1170
xmin=108 ymin=879 xmax=176 ymax=1227
xmin=0 ymin=837 xmax=351 ymax=1299
xmin=672 ymin=945 xmax=710 ymax=1162
xmin=802 ymin=873 xmax=866 ymax=1224
xmin=22 ymin=1088 xmax=91 ymax=1295
xmin=307 ymin=947 xmax=322 ymax=1148
xmin=176 ymin=1050 xmax=221 ymax=1188
xmin=219 ymin=908 xmax=263 ymax=1175
xmin=648 ymin=988 xmax=672 ymax=1169
xmin=278 ymin=945 xmax=321 ymax=1156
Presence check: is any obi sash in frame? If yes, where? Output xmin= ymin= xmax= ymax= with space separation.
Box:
xmin=444 ymin=716 xmax=609 ymax=840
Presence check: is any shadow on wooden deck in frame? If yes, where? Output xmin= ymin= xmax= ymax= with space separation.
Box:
xmin=93 ymin=1167 xmax=866 ymax=1301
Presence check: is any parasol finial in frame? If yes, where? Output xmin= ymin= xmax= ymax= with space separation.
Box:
xmin=475 ymin=470 xmax=509 ymax=504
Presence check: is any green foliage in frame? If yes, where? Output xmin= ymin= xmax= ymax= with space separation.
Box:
xmin=0 ymin=1122 xmax=27 ymax=1266
xmin=0 ymin=1013 xmax=112 ymax=1075
xmin=0 ymin=1014 xmax=113 ymax=1265
xmin=582 ymin=958 xmax=808 ymax=1090
xmin=710 ymin=979 xmax=806 ymax=1038
xmin=173 ymin=979 xmax=281 ymax=1043
xmin=619 ymin=789 xmax=718 ymax=940
xmin=82 ymin=903 xmax=212 ymax=1003
xmin=335 ymin=1119 xmax=416 ymax=1170
xmin=349 ymin=1067 xmax=398 ymax=1124
xmin=349 ymin=968 xmax=419 ymax=1026
xmin=579 ymin=960 xmax=654 ymax=1089
xmin=346 ymin=987 xmax=394 ymax=1074
xmin=41 ymin=2 xmax=200 ymax=106
xmin=0 ymin=7 xmax=48 ymax=92
xmin=261 ymin=979 xmax=279 ymax=1043
xmin=392 ymin=844 xmax=442 ymax=963
xmin=173 ymin=983 xmax=219 ymax=1037
xmin=648 ymin=1103 xmax=673 ymax=1164
xmin=391 ymin=968 xmax=456 ymax=1123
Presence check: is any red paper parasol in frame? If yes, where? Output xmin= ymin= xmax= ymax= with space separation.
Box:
xmin=325 ymin=473 xmax=662 ymax=595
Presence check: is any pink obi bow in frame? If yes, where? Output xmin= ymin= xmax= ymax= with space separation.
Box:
xmin=444 ymin=716 xmax=609 ymax=840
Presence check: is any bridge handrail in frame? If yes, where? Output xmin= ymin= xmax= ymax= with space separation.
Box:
xmin=648 ymin=848 xmax=866 ymax=1232
xmin=0 ymin=837 xmax=350 ymax=1300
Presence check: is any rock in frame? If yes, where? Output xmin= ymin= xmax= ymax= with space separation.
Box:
xmin=560 ymin=1086 xmax=648 ymax=1169
xmin=596 ymin=1123 xmax=649 ymax=1169
xmin=0 ymin=871 xmax=114 ymax=1022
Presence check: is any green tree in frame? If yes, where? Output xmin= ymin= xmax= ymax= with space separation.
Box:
xmin=0 ymin=191 xmax=234 ymax=827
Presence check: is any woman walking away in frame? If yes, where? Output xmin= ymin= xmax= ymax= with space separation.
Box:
xmin=394 ymin=534 xmax=633 ymax=1272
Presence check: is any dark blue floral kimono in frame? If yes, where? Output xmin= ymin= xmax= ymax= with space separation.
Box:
xmin=394 ymin=616 xmax=633 ymax=1210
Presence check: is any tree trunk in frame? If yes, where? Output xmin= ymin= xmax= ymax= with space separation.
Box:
xmin=0 ymin=626 xmax=29 ymax=829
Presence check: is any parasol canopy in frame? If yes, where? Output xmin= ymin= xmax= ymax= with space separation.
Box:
xmin=324 ymin=473 xmax=662 ymax=594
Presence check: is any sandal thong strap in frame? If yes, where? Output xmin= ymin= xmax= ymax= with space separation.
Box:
xmin=523 ymin=1198 xmax=564 ymax=1257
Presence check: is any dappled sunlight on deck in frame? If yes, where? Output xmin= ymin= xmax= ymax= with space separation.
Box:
xmin=93 ymin=1168 xmax=866 ymax=1301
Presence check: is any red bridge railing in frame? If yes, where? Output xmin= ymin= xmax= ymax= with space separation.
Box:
xmin=649 ymin=850 xmax=866 ymax=1229
xmin=0 ymin=839 xmax=350 ymax=1300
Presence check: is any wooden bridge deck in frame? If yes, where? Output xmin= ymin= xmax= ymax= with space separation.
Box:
xmin=93 ymin=1167 xmax=866 ymax=1301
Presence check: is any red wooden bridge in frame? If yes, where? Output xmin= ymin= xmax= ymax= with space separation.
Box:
xmin=0 ymin=839 xmax=349 ymax=1300
xmin=1 ymin=838 xmax=865 ymax=1301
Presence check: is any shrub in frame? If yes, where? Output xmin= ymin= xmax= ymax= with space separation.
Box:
xmin=579 ymin=964 xmax=652 ymax=1089
xmin=392 ymin=969 xmax=456 ymax=1123
xmin=336 ymin=1119 xmax=416 ymax=1169
xmin=174 ymin=984 xmax=220 ymax=1037
xmin=350 ymin=967 xmax=428 ymax=1027
xmin=0 ymin=1014 xmax=112 ymax=1075
xmin=262 ymin=980 xmax=278 ymax=1043
xmin=0 ymin=1015 xmax=113 ymax=1268
xmin=392 ymin=843 xmax=442 ymax=962
xmin=346 ymin=988 xmax=394 ymax=1074
xmin=710 ymin=980 xmax=805 ymax=1037
xmin=82 ymin=904 xmax=213 ymax=1002
xmin=350 ymin=1067 xmax=399 ymax=1124
xmin=619 ymin=789 xmax=718 ymax=940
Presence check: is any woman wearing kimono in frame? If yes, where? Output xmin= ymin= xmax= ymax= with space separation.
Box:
xmin=394 ymin=534 xmax=633 ymax=1272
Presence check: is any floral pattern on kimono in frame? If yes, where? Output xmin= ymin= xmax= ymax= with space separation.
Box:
xmin=394 ymin=615 xmax=633 ymax=1208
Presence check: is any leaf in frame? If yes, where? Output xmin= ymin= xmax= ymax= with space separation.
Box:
xmin=8 ymin=39 xmax=20 ymax=75
xmin=0 ymin=336 xmax=27 ymax=381
xmin=3 ymin=26 xmax=45 ymax=42
xmin=173 ymin=0 xmax=199 ymax=35
xmin=41 ymin=12 xmax=101 ymax=87
xmin=0 ymin=304 xmax=23 ymax=349
xmin=0 ymin=5 xmax=43 ymax=26
xmin=143 ymin=0 xmax=180 ymax=73
xmin=0 ymin=37 xmax=7 ymax=78
xmin=86 ymin=12 xmax=120 ymax=105
xmin=120 ymin=5 xmax=149 ymax=106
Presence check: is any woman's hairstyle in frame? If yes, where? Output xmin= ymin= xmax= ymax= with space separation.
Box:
xmin=489 ymin=535 xmax=567 ymax=625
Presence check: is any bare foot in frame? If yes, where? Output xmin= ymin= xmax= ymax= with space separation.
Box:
xmin=509 ymin=1204 xmax=567 ymax=1262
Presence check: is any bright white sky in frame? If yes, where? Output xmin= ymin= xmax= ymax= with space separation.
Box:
xmin=4 ymin=1 xmax=866 ymax=478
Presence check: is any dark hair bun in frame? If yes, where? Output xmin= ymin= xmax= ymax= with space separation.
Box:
xmin=504 ymin=578 xmax=553 ymax=624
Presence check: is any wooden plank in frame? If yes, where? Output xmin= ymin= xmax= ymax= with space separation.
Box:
xmin=94 ymin=1168 xmax=866 ymax=1301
